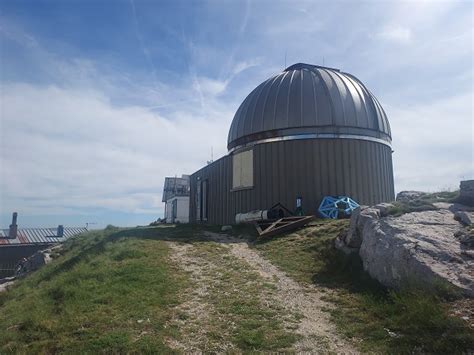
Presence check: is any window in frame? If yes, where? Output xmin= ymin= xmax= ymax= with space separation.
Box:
xmin=232 ymin=149 xmax=253 ymax=189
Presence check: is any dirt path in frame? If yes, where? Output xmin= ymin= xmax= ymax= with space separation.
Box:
xmin=165 ymin=241 xmax=236 ymax=352
xmin=166 ymin=232 xmax=357 ymax=353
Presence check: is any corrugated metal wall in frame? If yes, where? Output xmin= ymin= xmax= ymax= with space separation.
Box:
xmin=190 ymin=138 xmax=394 ymax=225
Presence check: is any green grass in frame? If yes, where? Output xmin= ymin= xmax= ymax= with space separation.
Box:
xmin=253 ymin=219 xmax=474 ymax=354
xmin=387 ymin=190 xmax=460 ymax=216
xmin=0 ymin=224 xmax=299 ymax=353
xmin=0 ymin=226 xmax=190 ymax=353
xmin=2 ymin=221 xmax=472 ymax=353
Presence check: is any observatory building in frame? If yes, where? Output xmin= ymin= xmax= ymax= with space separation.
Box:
xmin=189 ymin=63 xmax=395 ymax=224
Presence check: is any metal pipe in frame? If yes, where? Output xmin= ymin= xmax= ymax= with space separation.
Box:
xmin=235 ymin=210 xmax=269 ymax=224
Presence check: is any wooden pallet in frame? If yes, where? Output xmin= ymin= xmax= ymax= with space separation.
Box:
xmin=255 ymin=215 xmax=315 ymax=238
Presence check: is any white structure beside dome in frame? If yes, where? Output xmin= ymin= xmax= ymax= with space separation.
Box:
xmin=162 ymin=175 xmax=190 ymax=223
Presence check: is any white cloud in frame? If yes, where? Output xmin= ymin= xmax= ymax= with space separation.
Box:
xmin=0 ymin=82 xmax=232 ymax=218
xmin=375 ymin=26 xmax=412 ymax=44
xmin=388 ymin=92 xmax=473 ymax=192
xmin=192 ymin=76 xmax=228 ymax=97
xmin=232 ymin=58 xmax=262 ymax=76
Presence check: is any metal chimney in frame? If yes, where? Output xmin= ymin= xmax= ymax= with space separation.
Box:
xmin=8 ymin=212 xmax=18 ymax=239
xmin=57 ymin=225 xmax=64 ymax=237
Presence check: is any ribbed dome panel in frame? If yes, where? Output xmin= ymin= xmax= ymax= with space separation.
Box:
xmin=227 ymin=63 xmax=391 ymax=150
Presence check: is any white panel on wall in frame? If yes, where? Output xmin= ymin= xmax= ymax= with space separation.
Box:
xmin=232 ymin=149 xmax=253 ymax=189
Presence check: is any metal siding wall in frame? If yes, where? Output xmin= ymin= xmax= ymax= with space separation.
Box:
xmin=335 ymin=141 xmax=344 ymax=194
xmin=328 ymin=140 xmax=336 ymax=196
xmin=380 ymin=145 xmax=386 ymax=202
xmin=258 ymin=145 xmax=267 ymax=209
xmin=381 ymin=145 xmax=388 ymax=201
xmin=320 ymin=140 xmax=328 ymax=196
xmin=368 ymin=143 xmax=376 ymax=204
xmin=303 ymin=140 xmax=313 ymax=213
xmin=361 ymin=142 xmax=371 ymax=204
xmin=389 ymin=152 xmax=395 ymax=200
xmin=189 ymin=139 xmax=394 ymax=224
xmin=271 ymin=142 xmax=279 ymax=206
xmin=313 ymin=138 xmax=323 ymax=203
xmin=287 ymin=141 xmax=296 ymax=209
xmin=375 ymin=144 xmax=382 ymax=203
xmin=386 ymin=148 xmax=395 ymax=200
xmin=341 ymin=140 xmax=350 ymax=196
xmin=352 ymin=142 xmax=361 ymax=202
xmin=379 ymin=147 xmax=390 ymax=200
xmin=329 ymin=140 xmax=336 ymax=194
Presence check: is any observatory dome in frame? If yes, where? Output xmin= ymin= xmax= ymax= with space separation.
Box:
xmin=227 ymin=63 xmax=391 ymax=151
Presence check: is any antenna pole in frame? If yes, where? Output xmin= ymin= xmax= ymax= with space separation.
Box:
xmin=284 ymin=51 xmax=287 ymax=69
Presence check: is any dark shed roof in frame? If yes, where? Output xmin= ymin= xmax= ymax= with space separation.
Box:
xmin=227 ymin=63 xmax=391 ymax=150
xmin=0 ymin=227 xmax=87 ymax=247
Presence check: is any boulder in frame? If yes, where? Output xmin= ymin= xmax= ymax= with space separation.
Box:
xmin=396 ymin=191 xmax=426 ymax=203
xmin=454 ymin=230 xmax=474 ymax=249
xmin=373 ymin=202 xmax=395 ymax=217
xmin=433 ymin=202 xmax=474 ymax=213
xmin=454 ymin=211 xmax=474 ymax=226
xmin=343 ymin=207 xmax=380 ymax=248
xmin=338 ymin=201 xmax=474 ymax=297
xmin=459 ymin=180 xmax=474 ymax=206
xmin=358 ymin=209 xmax=473 ymax=296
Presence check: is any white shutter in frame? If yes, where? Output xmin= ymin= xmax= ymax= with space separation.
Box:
xmin=232 ymin=149 xmax=253 ymax=189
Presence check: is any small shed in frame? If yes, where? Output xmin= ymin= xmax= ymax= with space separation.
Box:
xmin=0 ymin=213 xmax=87 ymax=277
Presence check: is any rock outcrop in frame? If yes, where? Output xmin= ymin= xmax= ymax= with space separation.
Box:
xmin=458 ymin=180 xmax=474 ymax=206
xmin=396 ymin=191 xmax=426 ymax=203
xmin=336 ymin=202 xmax=474 ymax=297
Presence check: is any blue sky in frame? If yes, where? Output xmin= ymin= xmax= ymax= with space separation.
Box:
xmin=0 ymin=0 xmax=472 ymax=228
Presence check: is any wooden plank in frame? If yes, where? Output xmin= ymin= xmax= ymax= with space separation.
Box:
xmin=256 ymin=215 xmax=315 ymax=238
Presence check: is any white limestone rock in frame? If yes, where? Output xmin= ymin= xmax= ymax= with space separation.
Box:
xmin=337 ymin=201 xmax=474 ymax=297
xmin=396 ymin=191 xmax=426 ymax=203
xmin=359 ymin=209 xmax=473 ymax=296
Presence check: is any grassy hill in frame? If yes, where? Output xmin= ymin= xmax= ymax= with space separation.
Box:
xmin=0 ymin=226 xmax=189 ymax=353
xmin=0 ymin=222 xmax=472 ymax=353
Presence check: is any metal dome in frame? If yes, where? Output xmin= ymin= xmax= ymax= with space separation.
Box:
xmin=227 ymin=63 xmax=391 ymax=151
